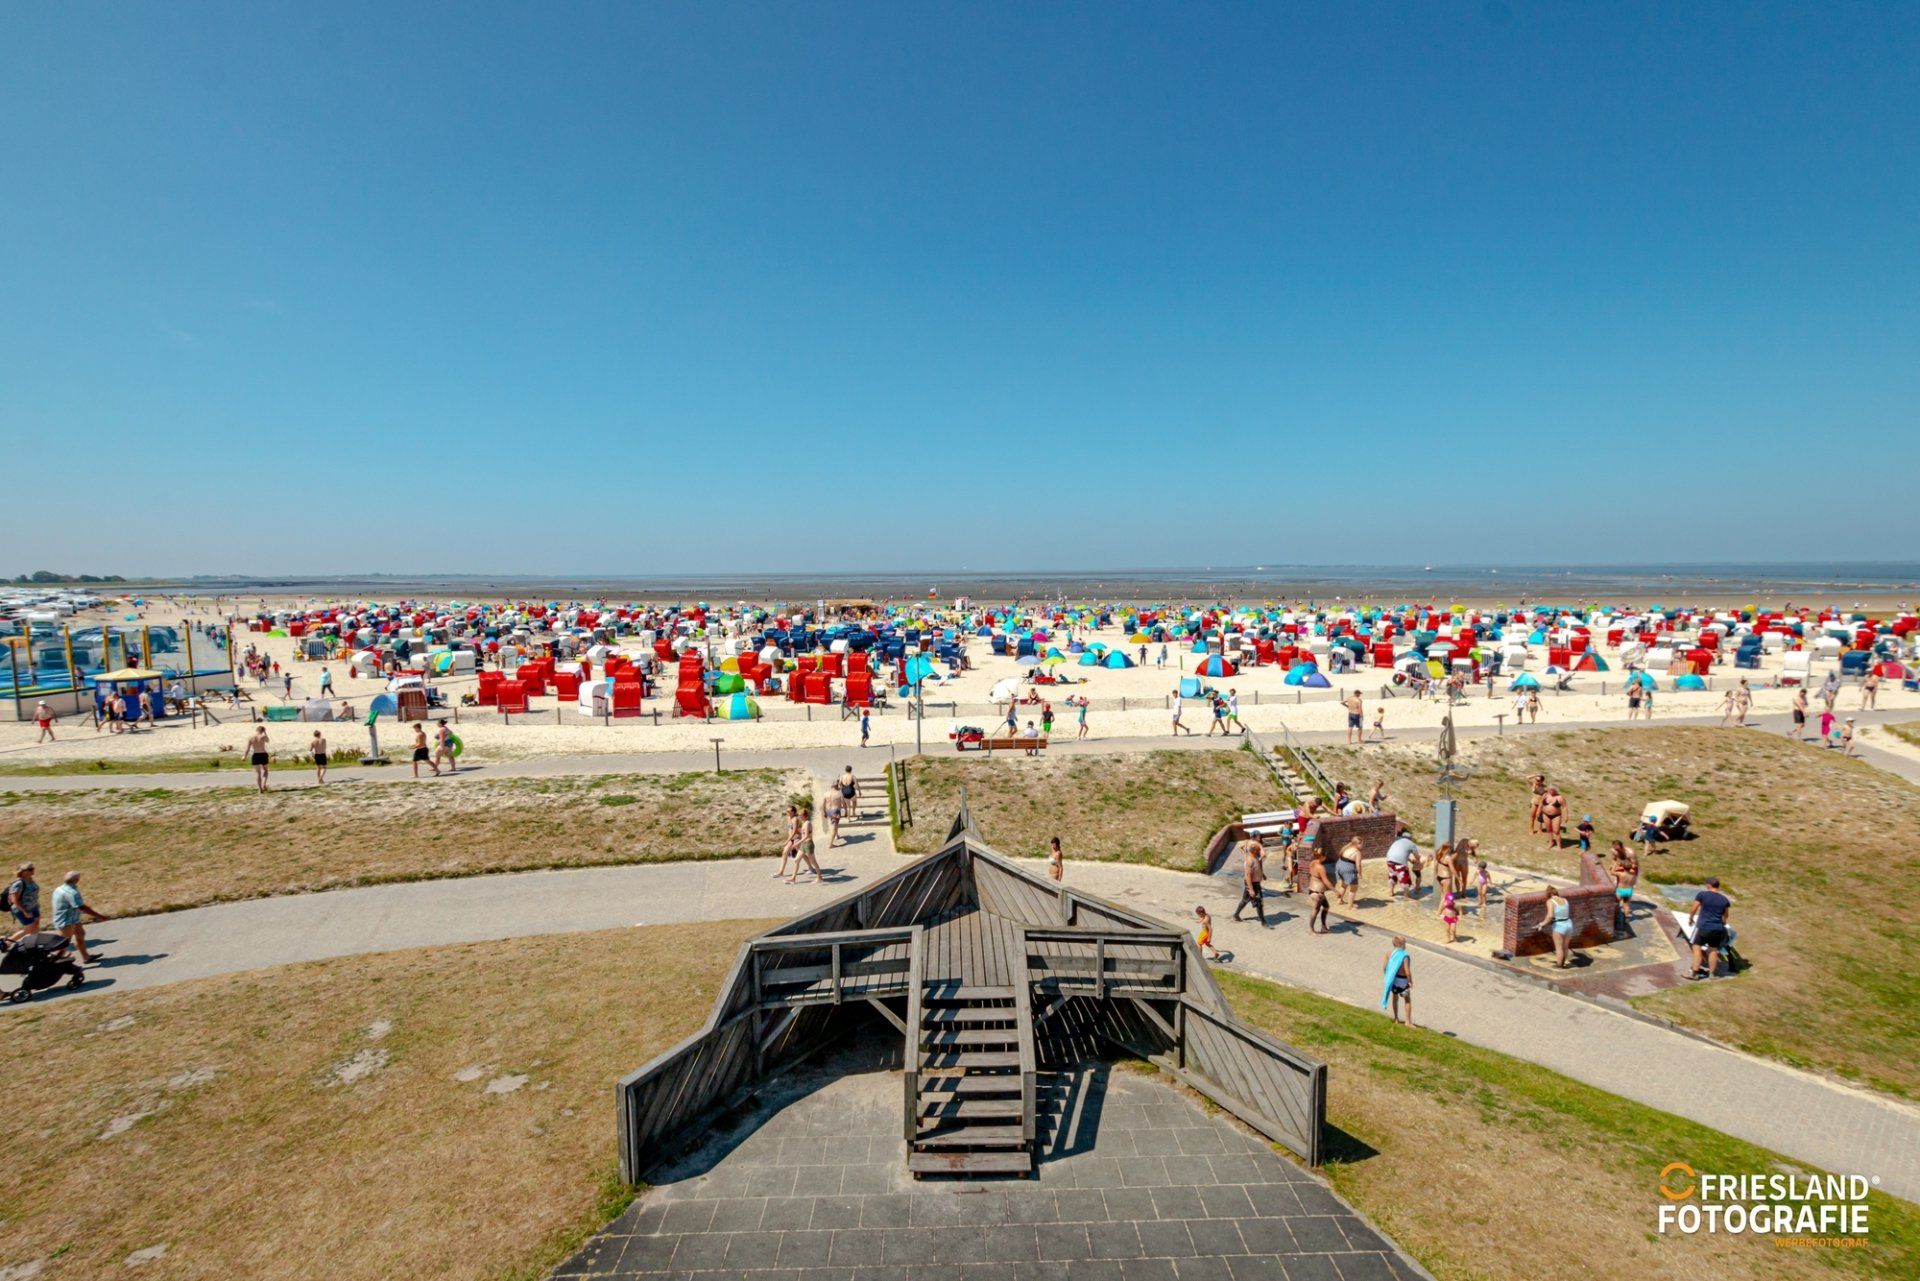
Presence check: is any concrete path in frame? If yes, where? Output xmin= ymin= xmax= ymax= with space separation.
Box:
xmin=17 ymin=843 xmax=1920 ymax=1203
xmin=1057 ymin=858 xmax=1920 ymax=1204
xmin=38 ymin=844 xmax=904 ymax=996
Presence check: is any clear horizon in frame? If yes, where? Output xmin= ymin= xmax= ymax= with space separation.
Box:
xmin=4 ymin=3 xmax=1917 ymax=575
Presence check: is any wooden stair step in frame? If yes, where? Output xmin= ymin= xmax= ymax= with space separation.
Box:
xmin=920 ymin=1075 xmax=1023 ymax=1096
xmin=917 ymin=1098 xmax=1022 ymax=1120
xmin=921 ymin=985 xmax=1015 ymax=1003
xmin=909 ymin=1150 xmax=1032 ymax=1176
xmin=920 ymin=1052 xmax=1021 ymax=1071
xmin=916 ymin=1123 xmax=1025 ymax=1147
xmin=922 ymin=1029 xmax=1018 ymax=1047
xmin=921 ymin=1007 xmax=1015 ymax=1025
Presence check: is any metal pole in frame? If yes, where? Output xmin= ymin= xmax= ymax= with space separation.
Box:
xmin=710 ymin=737 xmax=723 ymax=774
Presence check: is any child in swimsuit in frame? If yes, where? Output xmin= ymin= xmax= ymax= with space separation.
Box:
xmin=1441 ymin=891 xmax=1460 ymax=944
xmin=1194 ymin=906 xmax=1218 ymax=960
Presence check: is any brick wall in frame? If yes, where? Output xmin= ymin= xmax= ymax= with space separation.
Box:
xmin=1502 ymin=849 xmax=1623 ymax=956
xmin=1290 ymin=812 xmax=1401 ymax=889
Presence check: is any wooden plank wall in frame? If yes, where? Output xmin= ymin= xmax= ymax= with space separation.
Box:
xmin=619 ymin=847 xmax=967 ymax=1181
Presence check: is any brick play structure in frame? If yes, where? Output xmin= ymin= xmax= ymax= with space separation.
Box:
xmin=1203 ymin=811 xmax=1402 ymax=890
xmin=1291 ymin=811 xmax=1400 ymax=888
xmin=1502 ymin=848 xmax=1625 ymax=956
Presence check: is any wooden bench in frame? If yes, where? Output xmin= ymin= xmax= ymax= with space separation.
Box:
xmin=955 ymin=734 xmax=1050 ymax=756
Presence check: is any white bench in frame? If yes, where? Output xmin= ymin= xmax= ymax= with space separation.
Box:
xmin=1240 ymin=809 xmax=1297 ymax=838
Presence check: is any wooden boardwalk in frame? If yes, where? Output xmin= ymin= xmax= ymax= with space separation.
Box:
xmin=922 ymin=907 xmax=1025 ymax=989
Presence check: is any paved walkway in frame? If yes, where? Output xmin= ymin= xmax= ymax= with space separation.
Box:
xmin=1058 ymin=859 xmax=1920 ymax=1204
xmin=559 ymin=1040 xmax=1425 ymax=1280
xmin=6 ymin=705 xmax=1916 ymax=793
xmin=17 ymin=845 xmax=1920 ymax=1203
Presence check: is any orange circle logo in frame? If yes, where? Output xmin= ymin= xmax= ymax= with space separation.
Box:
xmin=1660 ymin=1162 xmax=1697 ymax=1200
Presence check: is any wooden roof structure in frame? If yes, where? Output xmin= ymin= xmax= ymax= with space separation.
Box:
xmin=617 ymin=807 xmax=1326 ymax=1181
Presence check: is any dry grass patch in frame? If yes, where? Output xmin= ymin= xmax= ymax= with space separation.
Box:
xmin=0 ymin=920 xmax=774 ymax=1281
xmin=0 ymin=769 xmax=800 ymax=916
xmin=1220 ymin=971 xmax=1920 ymax=1281
xmin=896 ymin=747 xmax=1286 ymax=867
xmin=1318 ymin=728 xmax=1920 ymax=1098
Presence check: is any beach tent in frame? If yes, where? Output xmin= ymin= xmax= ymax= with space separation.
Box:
xmin=1102 ymin=650 xmax=1135 ymax=668
xmin=1626 ymin=670 xmax=1656 ymax=690
xmin=1298 ymin=669 xmax=1331 ymax=688
xmin=1509 ymin=672 xmax=1540 ymax=690
xmin=716 ymin=691 xmax=762 ymax=720
xmin=1195 ymin=655 xmax=1237 ymax=677
xmin=366 ymin=692 xmax=399 ymax=722
xmin=1179 ymin=676 xmax=1204 ymax=699
xmin=1674 ymin=673 xmax=1707 ymax=690
xmin=1282 ymin=663 xmax=1316 ymax=686
xmin=1077 ymin=650 xmax=1103 ymax=666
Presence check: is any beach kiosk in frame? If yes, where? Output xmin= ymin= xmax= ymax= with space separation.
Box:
xmin=93 ymin=668 xmax=167 ymax=720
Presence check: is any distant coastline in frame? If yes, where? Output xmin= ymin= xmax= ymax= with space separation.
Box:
xmin=52 ymin=562 xmax=1920 ymax=607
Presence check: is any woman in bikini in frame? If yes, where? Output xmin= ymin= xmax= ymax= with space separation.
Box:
xmin=1527 ymin=774 xmax=1547 ymax=833
xmin=1307 ymin=848 xmax=1333 ymax=934
xmin=1540 ymin=787 xmax=1566 ymax=849
xmin=1431 ymin=841 xmax=1454 ymax=903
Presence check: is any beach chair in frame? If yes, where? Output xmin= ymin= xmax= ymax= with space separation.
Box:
xmin=495 ymin=684 xmax=529 ymax=715
xmin=611 ymin=682 xmax=643 ymax=717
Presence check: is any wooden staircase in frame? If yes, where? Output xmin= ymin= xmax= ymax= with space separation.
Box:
xmin=844 ymin=772 xmax=891 ymax=829
xmin=908 ymin=981 xmax=1036 ymax=1177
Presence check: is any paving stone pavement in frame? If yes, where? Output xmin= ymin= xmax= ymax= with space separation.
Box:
xmin=555 ymin=1040 xmax=1427 ymax=1281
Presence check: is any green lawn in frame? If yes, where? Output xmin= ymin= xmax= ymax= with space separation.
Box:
xmin=1317 ymin=727 xmax=1920 ymax=1100
xmin=1222 ymin=970 xmax=1919 ymax=1281
xmin=896 ymin=746 xmax=1287 ymax=868
xmin=0 ymin=768 xmax=800 ymax=915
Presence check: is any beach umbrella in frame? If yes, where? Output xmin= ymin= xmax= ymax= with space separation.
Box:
xmin=1042 ymin=653 xmax=1066 ymax=666
xmin=1016 ymin=654 xmax=1040 ymax=667
xmin=989 ymin=678 xmax=1021 ymax=703
xmin=716 ymin=691 xmax=761 ymax=719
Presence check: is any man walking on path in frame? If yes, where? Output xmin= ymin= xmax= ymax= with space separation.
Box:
xmin=245 ymin=724 xmax=271 ymax=793
xmin=33 ymin=700 xmax=56 ymax=742
xmin=1344 ymin=690 xmax=1365 ymax=744
xmin=1232 ymin=839 xmax=1267 ymax=925
xmin=1170 ymin=691 xmax=1193 ymax=736
xmin=52 ymin=871 xmax=109 ymax=965
xmin=1789 ymin=687 xmax=1809 ymax=740
xmin=1381 ymin=936 xmax=1414 ymax=1027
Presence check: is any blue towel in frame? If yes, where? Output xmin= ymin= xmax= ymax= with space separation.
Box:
xmin=1380 ymin=947 xmax=1409 ymax=1007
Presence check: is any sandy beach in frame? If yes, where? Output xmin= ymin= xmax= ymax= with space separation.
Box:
xmin=4 ymin=595 xmax=1912 ymax=765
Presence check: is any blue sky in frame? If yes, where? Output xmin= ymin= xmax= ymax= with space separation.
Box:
xmin=3 ymin=3 xmax=1915 ymax=577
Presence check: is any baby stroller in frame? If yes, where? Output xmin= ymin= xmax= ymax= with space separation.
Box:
xmin=2 ymin=932 xmax=87 ymax=1003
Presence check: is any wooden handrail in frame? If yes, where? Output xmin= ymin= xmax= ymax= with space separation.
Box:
xmin=903 ymin=924 xmax=924 ymax=1143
